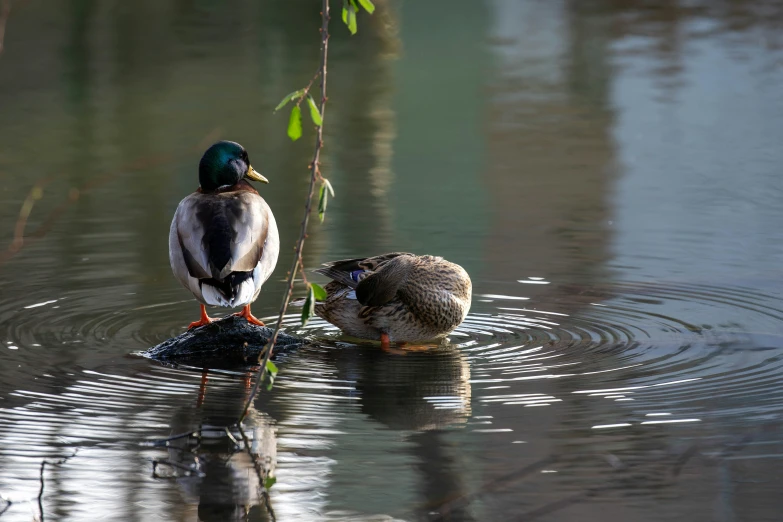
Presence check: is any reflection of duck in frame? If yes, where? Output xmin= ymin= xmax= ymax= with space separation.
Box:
xmin=334 ymin=344 xmax=472 ymax=431
xmin=329 ymin=344 xmax=475 ymax=520
xmin=169 ymin=141 xmax=279 ymax=330
xmin=310 ymin=253 xmax=472 ymax=347
xmin=167 ymin=374 xmax=276 ymax=522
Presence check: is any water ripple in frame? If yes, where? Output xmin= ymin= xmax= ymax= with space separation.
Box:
xmin=1 ymin=281 xmax=783 ymax=520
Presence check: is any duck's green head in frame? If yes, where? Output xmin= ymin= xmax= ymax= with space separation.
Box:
xmin=198 ymin=140 xmax=268 ymax=192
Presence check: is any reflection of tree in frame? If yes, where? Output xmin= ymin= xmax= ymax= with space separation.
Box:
xmin=483 ymin=0 xmax=618 ymax=308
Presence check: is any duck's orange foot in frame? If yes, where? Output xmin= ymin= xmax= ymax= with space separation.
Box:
xmin=188 ymin=304 xmax=214 ymax=330
xmin=234 ymin=305 xmax=265 ymax=327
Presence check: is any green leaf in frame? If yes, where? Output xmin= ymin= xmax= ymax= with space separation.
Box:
xmin=301 ymin=284 xmax=315 ymax=326
xmin=275 ymin=89 xmax=305 ymax=111
xmin=265 ymin=376 xmax=274 ymax=391
xmin=311 ymin=282 xmax=328 ymax=302
xmin=306 ymin=94 xmax=323 ymax=126
xmin=357 ymin=0 xmax=375 ymax=13
xmin=264 ymin=476 xmax=277 ymax=489
xmin=323 ymin=178 xmax=335 ymax=197
xmin=343 ymin=0 xmax=357 ymax=34
xmin=287 ymin=105 xmax=302 ymax=141
xmin=265 ymin=360 xmax=278 ymax=375
xmin=318 ymin=182 xmax=328 ymax=223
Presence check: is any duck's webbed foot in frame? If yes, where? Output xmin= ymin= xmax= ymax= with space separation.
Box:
xmin=233 ymin=305 xmax=265 ymax=326
xmin=380 ymin=332 xmax=407 ymax=355
xmin=188 ymin=304 xmax=214 ymax=330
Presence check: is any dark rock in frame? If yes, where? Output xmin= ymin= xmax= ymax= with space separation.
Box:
xmin=141 ymin=315 xmax=306 ymax=366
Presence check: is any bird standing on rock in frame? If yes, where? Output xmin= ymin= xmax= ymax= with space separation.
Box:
xmin=169 ymin=141 xmax=279 ymax=329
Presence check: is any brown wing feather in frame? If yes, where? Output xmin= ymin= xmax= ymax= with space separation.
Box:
xmin=354 ymin=254 xmax=415 ymax=307
xmin=314 ymin=252 xmax=413 ymax=291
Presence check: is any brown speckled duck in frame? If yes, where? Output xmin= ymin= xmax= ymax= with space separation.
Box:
xmin=311 ymin=253 xmax=472 ymax=346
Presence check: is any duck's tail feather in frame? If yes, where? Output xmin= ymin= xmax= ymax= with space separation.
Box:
xmin=199 ymin=271 xmax=255 ymax=307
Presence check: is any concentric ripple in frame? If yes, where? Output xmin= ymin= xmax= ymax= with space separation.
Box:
xmin=1 ymin=280 xmax=783 ymax=520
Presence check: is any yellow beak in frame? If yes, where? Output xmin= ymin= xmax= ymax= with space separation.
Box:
xmin=245 ymin=165 xmax=269 ymax=184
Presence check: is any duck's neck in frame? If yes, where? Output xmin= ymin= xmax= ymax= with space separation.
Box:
xmin=198 ymin=179 xmax=258 ymax=195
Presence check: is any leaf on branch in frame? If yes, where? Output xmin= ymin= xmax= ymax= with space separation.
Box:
xmin=265 ymin=359 xmax=278 ymax=375
xmin=287 ymin=105 xmax=302 ymax=141
xmin=342 ymin=0 xmax=357 ymax=34
xmin=275 ymin=88 xmax=306 ymax=111
xmin=323 ymin=178 xmax=335 ymax=197
xmin=301 ymin=284 xmax=316 ymax=326
xmin=357 ymin=0 xmax=375 ymax=14
xmin=264 ymin=477 xmax=277 ymax=489
xmin=306 ymin=94 xmax=323 ymax=126
xmin=318 ymin=182 xmax=328 ymax=222
xmin=266 ymin=375 xmax=275 ymax=391
xmin=311 ymin=282 xmax=328 ymax=302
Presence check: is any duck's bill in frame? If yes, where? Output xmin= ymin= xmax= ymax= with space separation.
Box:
xmin=245 ymin=165 xmax=269 ymax=183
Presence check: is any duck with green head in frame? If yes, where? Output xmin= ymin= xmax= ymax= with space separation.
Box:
xmin=169 ymin=141 xmax=279 ymax=329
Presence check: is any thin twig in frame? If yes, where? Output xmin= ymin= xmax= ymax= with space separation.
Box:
xmin=239 ymin=0 xmax=330 ymax=423
xmin=28 ymin=452 xmax=77 ymax=522
xmin=0 ymin=0 xmax=12 ymax=55
xmin=140 ymin=431 xmax=200 ymax=447
xmin=151 ymin=459 xmax=204 ymax=478
xmin=425 ymin=455 xmax=558 ymax=519
xmin=5 ymin=177 xmax=54 ymax=255
xmin=37 ymin=460 xmax=45 ymax=521
xmin=294 ymin=67 xmax=325 ymax=110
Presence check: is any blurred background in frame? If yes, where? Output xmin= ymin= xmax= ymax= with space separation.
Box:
xmin=1 ymin=0 xmax=783 ymax=520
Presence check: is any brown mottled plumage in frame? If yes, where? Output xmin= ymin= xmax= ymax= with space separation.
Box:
xmin=310 ymin=253 xmax=472 ymax=342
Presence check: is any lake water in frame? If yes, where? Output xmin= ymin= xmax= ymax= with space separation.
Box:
xmin=2 ymin=0 xmax=783 ymax=520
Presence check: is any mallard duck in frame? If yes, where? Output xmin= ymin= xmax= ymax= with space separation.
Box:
xmin=310 ymin=253 xmax=472 ymax=346
xmin=168 ymin=141 xmax=279 ymax=329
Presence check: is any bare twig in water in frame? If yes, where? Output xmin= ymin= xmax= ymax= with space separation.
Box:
xmin=423 ymin=455 xmax=559 ymax=520
xmin=151 ymin=458 xmax=204 ymax=479
xmin=0 ymin=451 xmax=77 ymax=521
xmin=37 ymin=452 xmax=77 ymax=522
xmin=239 ymin=0 xmax=331 ymax=423
xmin=141 ymin=430 xmax=201 ymax=447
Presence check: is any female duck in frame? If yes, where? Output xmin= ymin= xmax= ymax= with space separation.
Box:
xmin=169 ymin=141 xmax=279 ymax=329
xmin=311 ymin=253 xmax=471 ymax=346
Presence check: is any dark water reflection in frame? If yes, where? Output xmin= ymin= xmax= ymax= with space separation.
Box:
xmin=2 ymin=0 xmax=783 ymax=520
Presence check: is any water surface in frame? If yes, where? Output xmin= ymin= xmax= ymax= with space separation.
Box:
xmin=1 ymin=0 xmax=783 ymax=520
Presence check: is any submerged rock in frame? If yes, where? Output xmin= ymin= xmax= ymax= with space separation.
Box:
xmin=141 ymin=315 xmax=306 ymax=365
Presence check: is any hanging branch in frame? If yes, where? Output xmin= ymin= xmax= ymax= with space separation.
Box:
xmin=239 ymin=0 xmax=375 ymax=422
